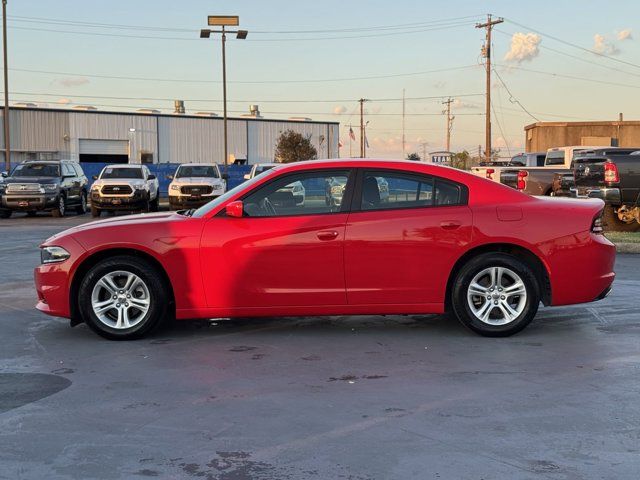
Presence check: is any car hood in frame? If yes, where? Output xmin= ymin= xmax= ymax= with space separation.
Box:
xmin=3 ymin=176 xmax=59 ymax=184
xmin=94 ymin=178 xmax=144 ymax=185
xmin=43 ymin=212 xmax=185 ymax=244
xmin=171 ymin=177 xmax=224 ymax=185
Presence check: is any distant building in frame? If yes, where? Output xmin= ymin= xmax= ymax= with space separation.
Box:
xmin=0 ymin=105 xmax=339 ymax=165
xmin=524 ymin=120 xmax=640 ymax=152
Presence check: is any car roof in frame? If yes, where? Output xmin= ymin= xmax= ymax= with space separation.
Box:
xmin=254 ymin=163 xmax=280 ymax=167
xmin=103 ymin=164 xmax=143 ymax=168
xmin=23 ymin=160 xmax=74 ymax=164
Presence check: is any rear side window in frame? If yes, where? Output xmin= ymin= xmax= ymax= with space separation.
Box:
xmin=546 ymin=151 xmax=565 ymax=165
xmin=359 ymin=170 xmax=465 ymax=211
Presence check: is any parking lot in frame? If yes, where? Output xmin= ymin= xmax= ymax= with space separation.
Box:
xmin=1 ymin=213 xmax=639 ymax=479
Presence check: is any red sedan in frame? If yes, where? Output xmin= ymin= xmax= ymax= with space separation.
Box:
xmin=34 ymin=160 xmax=615 ymax=339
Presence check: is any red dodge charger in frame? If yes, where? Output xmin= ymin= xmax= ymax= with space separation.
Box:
xmin=34 ymin=159 xmax=615 ymax=339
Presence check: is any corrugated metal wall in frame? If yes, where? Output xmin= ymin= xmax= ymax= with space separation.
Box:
xmin=1 ymin=108 xmax=339 ymax=164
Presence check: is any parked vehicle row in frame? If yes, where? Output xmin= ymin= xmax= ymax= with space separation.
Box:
xmin=471 ymin=152 xmax=545 ymax=183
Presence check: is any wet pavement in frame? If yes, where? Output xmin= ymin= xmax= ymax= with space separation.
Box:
xmin=1 ymin=214 xmax=639 ymax=479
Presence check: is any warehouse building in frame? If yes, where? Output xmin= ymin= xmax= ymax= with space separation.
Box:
xmin=0 ymin=104 xmax=340 ymax=165
xmin=524 ymin=118 xmax=640 ymax=152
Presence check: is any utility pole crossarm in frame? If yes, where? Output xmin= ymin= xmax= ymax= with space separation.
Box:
xmin=475 ymin=14 xmax=503 ymax=162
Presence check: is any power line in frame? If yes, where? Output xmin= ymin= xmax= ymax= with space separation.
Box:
xmin=8 ymin=64 xmax=479 ymax=85
xmin=491 ymin=68 xmax=539 ymax=121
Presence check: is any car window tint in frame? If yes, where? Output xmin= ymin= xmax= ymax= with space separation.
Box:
xmin=435 ymin=179 xmax=462 ymax=206
xmin=243 ymin=170 xmax=350 ymax=217
xmin=62 ymin=164 xmax=74 ymax=176
xmin=361 ymin=171 xmax=433 ymax=211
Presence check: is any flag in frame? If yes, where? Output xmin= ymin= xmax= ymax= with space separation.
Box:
xmin=349 ymin=127 xmax=356 ymax=141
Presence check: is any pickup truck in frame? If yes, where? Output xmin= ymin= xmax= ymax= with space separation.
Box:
xmin=470 ymin=152 xmax=545 ymax=183
xmin=0 ymin=160 xmax=88 ymax=218
xmin=501 ymin=145 xmax=615 ymax=195
xmin=571 ymin=152 xmax=640 ymax=231
xmin=167 ymin=163 xmax=227 ymax=210
xmin=90 ymin=164 xmax=159 ymax=217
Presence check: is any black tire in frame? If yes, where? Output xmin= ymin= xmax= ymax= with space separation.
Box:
xmin=0 ymin=209 xmax=11 ymax=219
xmin=90 ymin=205 xmax=101 ymax=218
xmin=76 ymin=192 xmax=88 ymax=215
xmin=141 ymin=197 xmax=150 ymax=213
xmin=150 ymin=196 xmax=159 ymax=212
xmin=602 ymin=205 xmax=640 ymax=232
xmin=51 ymin=194 xmax=66 ymax=218
xmin=26 ymin=211 xmax=38 ymax=217
xmin=77 ymin=255 xmax=169 ymax=340
xmin=451 ymin=253 xmax=540 ymax=337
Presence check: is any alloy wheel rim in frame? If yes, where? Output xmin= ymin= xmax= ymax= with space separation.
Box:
xmin=59 ymin=197 xmax=65 ymax=216
xmin=466 ymin=266 xmax=527 ymax=325
xmin=91 ymin=270 xmax=151 ymax=329
xmin=81 ymin=194 xmax=87 ymax=212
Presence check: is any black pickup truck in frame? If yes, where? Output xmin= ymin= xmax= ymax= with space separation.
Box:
xmin=572 ymin=152 xmax=640 ymax=231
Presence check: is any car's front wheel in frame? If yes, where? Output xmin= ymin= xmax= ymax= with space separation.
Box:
xmin=452 ymin=253 xmax=540 ymax=337
xmin=78 ymin=255 xmax=168 ymax=340
xmin=76 ymin=192 xmax=88 ymax=215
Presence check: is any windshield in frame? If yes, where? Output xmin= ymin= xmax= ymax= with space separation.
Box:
xmin=176 ymin=165 xmax=219 ymax=178
xmin=12 ymin=163 xmax=60 ymax=177
xmin=255 ymin=165 xmax=275 ymax=176
xmin=100 ymin=167 xmax=143 ymax=179
xmin=192 ymin=172 xmax=272 ymax=218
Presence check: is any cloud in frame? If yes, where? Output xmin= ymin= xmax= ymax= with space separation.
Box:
xmin=54 ymin=77 xmax=90 ymax=88
xmin=333 ymin=105 xmax=347 ymax=115
xmin=504 ymin=32 xmax=541 ymax=63
xmin=593 ymin=34 xmax=619 ymax=55
xmin=452 ymin=98 xmax=480 ymax=110
xmin=617 ymin=28 xmax=632 ymax=41
xmin=57 ymin=98 xmax=72 ymax=105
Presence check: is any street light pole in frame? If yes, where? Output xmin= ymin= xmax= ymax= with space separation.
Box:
xmin=2 ymin=0 xmax=9 ymax=172
xmin=201 ymin=16 xmax=247 ymax=173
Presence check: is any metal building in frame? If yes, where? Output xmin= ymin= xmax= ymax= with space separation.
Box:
xmin=0 ymin=105 xmax=340 ymax=165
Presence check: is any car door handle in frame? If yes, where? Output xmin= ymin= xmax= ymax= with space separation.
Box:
xmin=317 ymin=230 xmax=339 ymax=241
xmin=440 ymin=221 xmax=461 ymax=230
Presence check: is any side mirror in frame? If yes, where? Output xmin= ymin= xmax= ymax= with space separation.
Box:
xmin=92 ymin=175 xmax=98 ymax=180
xmin=148 ymin=174 xmax=156 ymax=180
xmin=221 ymin=173 xmax=229 ymax=181
xmin=166 ymin=174 xmax=173 ymax=180
xmin=1 ymin=171 xmax=7 ymax=178
xmin=225 ymin=200 xmax=244 ymax=218
xmin=243 ymin=174 xmax=251 ymax=180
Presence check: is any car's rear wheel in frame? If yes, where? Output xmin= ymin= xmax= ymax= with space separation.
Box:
xmin=602 ymin=205 xmax=640 ymax=232
xmin=452 ymin=253 xmax=540 ymax=337
xmin=51 ymin=195 xmax=65 ymax=217
xmin=78 ymin=255 xmax=168 ymax=340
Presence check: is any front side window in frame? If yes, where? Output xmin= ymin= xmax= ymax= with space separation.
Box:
xmin=100 ymin=167 xmax=143 ymax=179
xmin=359 ymin=170 xmax=465 ymax=211
xmin=242 ymin=170 xmax=351 ymax=217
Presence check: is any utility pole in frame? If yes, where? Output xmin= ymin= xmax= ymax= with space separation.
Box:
xmin=402 ymin=89 xmax=406 ymax=159
xmin=2 ymin=0 xmax=9 ymax=171
xmin=442 ymin=97 xmax=454 ymax=152
xmin=476 ymin=14 xmax=503 ymax=161
xmin=359 ymin=98 xmax=368 ymax=158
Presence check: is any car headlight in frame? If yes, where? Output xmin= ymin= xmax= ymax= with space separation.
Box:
xmin=331 ymin=185 xmax=343 ymax=194
xmin=170 ymin=184 xmax=180 ymax=191
xmin=40 ymin=246 xmax=70 ymax=264
xmin=42 ymin=183 xmax=58 ymax=192
xmin=132 ymin=182 xmax=146 ymax=190
xmin=91 ymin=184 xmax=101 ymax=191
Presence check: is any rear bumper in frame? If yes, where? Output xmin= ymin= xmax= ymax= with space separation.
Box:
xmin=570 ymin=187 xmax=621 ymax=204
xmin=545 ymin=232 xmax=616 ymax=306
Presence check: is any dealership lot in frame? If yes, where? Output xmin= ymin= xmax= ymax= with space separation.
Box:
xmin=1 ymin=215 xmax=639 ymax=479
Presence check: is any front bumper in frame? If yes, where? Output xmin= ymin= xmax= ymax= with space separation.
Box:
xmin=1 ymin=193 xmax=59 ymax=210
xmin=169 ymin=194 xmax=220 ymax=209
xmin=91 ymin=190 xmax=148 ymax=210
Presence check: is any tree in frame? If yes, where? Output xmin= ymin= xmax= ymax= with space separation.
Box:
xmin=451 ymin=150 xmax=471 ymax=170
xmin=406 ymin=152 xmax=421 ymax=161
xmin=274 ymin=130 xmax=318 ymax=163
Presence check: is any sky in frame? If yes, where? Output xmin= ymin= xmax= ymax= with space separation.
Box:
xmin=5 ymin=0 xmax=640 ymax=159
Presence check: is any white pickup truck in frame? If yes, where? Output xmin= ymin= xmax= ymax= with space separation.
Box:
xmin=167 ymin=163 xmax=227 ymax=210
xmin=90 ymin=164 xmax=159 ymax=217
xmin=470 ymin=152 xmax=545 ymax=183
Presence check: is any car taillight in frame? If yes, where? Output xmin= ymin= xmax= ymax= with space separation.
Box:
xmin=517 ymin=170 xmax=528 ymax=190
xmin=485 ymin=169 xmax=495 ymax=180
xmin=604 ymin=162 xmax=619 ymax=183
xmin=592 ymin=211 xmax=604 ymax=234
